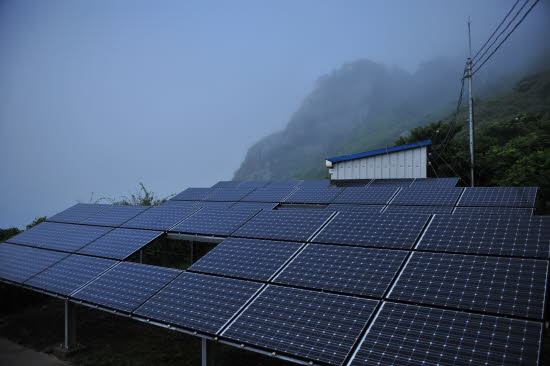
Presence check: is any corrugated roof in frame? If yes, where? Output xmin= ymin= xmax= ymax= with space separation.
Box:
xmin=326 ymin=140 xmax=432 ymax=163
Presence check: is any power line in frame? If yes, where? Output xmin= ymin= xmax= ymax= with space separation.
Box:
xmin=472 ymin=0 xmax=540 ymax=75
xmin=471 ymin=0 xmax=521 ymax=62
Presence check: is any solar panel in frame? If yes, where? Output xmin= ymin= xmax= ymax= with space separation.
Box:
xmin=121 ymin=206 xmax=200 ymax=231
xmin=330 ymin=179 xmax=371 ymax=187
xmin=384 ymin=205 xmax=454 ymax=214
xmin=77 ymin=228 xmax=163 ymax=260
xmin=274 ymin=244 xmax=407 ymax=297
xmin=195 ymin=201 xmax=237 ymax=208
xmin=453 ymin=206 xmax=534 ymax=216
xmin=134 ymin=272 xmax=262 ymax=334
xmin=211 ymin=181 xmax=241 ymax=188
xmin=73 ymin=262 xmax=181 ymax=313
xmin=6 ymin=222 xmax=74 ymax=247
xmin=284 ymin=187 xmax=343 ymax=204
xmin=241 ymin=188 xmax=295 ymax=203
xmin=170 ymin=208 xmax=260 ymax=236
xmin=171 ymin=188 xmax=216 ymax=201
xmin=368 ymin=178 xmax=414 ymax=187
xmin=349 ymin=302 xmax=542 ymax=366
xmin=233 ymin=210 xmax=334 ymax=242
xmin=458 ymin=187 xmax=538 ymax=208
xmin=0 ymin=244 xmax=68 ymax=283
xmin=409 ymin=177 xmax=460 ymax=187
xmin=160 ymin=200 xmax=200 ymax=208
xmin=236 ymin=181 xmax=269 ymax=189
xmin=205 ymin=188 xmax=255 ymax=202
xmin=189 ymin=237 xmax=303 ymax=281
xmin=313 ymin=212 xmax=430 ymax=249
xmin=264 ymin=180 xmax=302 ymax=188
xmin=222 ymin=285 xmax=378 ymax=365
xmin=388 ymin=252 xmax=548 ymax=319
xmin=80 ymin=205 xmax=150 ymax=227
xmin=332 ymin=187 xmax=398 ymax=205
xmin=327 ymin=204 xmax=384 ymax=213
xmin=25 ymin=255 xmax=116 ymax=296
xmin=47 ymin=203 xmax=111 ymax=224
xmin=417 ymin=214 xmax=550 ymax=258
xmin=40 ymin=225 xmax=113 ymax=252
xmin=298 ymin=179 xmax=331 ymax=188
xmin=230 ymin=202 xmax=278 ymax=210
xmin=391 ymin=187 xmax=463 ymax=206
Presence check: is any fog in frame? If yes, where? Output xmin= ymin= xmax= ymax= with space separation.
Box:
xmin=1 ymin=0 xmax=548 ymax=228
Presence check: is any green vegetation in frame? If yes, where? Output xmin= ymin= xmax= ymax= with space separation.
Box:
xmin=98 ymin=182 xmax=170 ymax=206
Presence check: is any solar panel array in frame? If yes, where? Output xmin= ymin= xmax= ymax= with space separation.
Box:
xmin=80 ymin=205 xmax=150 ymax=227
xmin=1 ymin=178 xmax=547 ymax=366
xmin=47 ymin=203 xmax=111 ymax=224
xmin=284 ymin=187 xmax=343 ymax=204
xmin=171 ymin=187 xmax=217 ymax=201
xmin=458 ymin=187 xmax=538 ymax=207
xmin=453 ymin=206 xmax=534 ymax=215
xmin=332 ymin=187 xmax=398 ymax=205
xmin=241 ymin=187 xmax=295 ymax=203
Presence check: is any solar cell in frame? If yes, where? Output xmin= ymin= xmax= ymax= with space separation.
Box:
xmin=284 ymin=187 xmax=343 ymax=204
xmin=330 ymin=179 xmax=371 ymax=187
xmin=6 ymin=222 xmax=74 ymax=247
xmin=73 ymin=262 xmax=181 ymax=313
xmin=206 ymin=188 xmax=255 ymax=202
xmin=134 ymin=272 xmax=262 ymax=334
xmin=274 ymin=244 xmax=407 ymax=297
xmin=121 ymin=206 xmax=200 ymax=231
xmin=327 ymin=204 xmax=384 ymax=213
xmin=417 ymin=214 xmax=550 ymax=258
xmin=349 ymin=302 xmax=542 ymax=366
xmin=222 ymin=286 xmax=378 ymax=366
xmin=40 ymin=225 xmax=113 ymax=252
xmin=80 ymin=205 xmax=150 ymax=227
xmin=211 ymin=181 xmax=241 ymax=188
xmin=230 ymin=202 xmax=278 ymax=210
xmin=25 ymin=255 xmax=116 ymax=295
xmin=47 ymin=203 xmax=111 ymax=224
xmin=458 ymin=187 xmax=538 ymax=208
xmin=170 ymin=208 xmax=260 ymax=236
xmin=332 ymin=187 xmax=398 ymax=205
xmin=0 ymin=244 xmax=68 ymax=283
xmin=189 ymin=237 xmax=303 ymax=281
xmin=388 ymin=252 xmax=548 ymax=319
xmin=313 ymin=212 xmax=429 ymax=249
xmin=171 ymin=188 xmax=216 ymax=201
xmin=368 ymin=178 xmax=414 ymax=187
xmin=409 ymin=177 xmax=460 ymax=187
xmin=236 ymin=181 xmax=269 ymax=189
xmin=233 ymin=210 xmax=334 ymax=242
xmin=391 ymin=186 xmax=463 ymax=206
xmin=77 ymin=228 xmax=163 ymax=260
xmin=383 ymin=205 xmax=454 ymax=214
xmin=453 ymin=206 xmax=534 ymax=216
xmin=241 ymin=188 xmax=295 ymax=203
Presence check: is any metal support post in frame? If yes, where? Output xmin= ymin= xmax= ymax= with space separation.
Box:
xmin=64 ymin=300 xmax=77 ymax=350
xmin=201 ymin=338 xmax=217 ymax=366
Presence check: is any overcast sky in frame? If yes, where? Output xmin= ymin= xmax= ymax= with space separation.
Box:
xmin=1 ymin=0 xmax=548 ymax=228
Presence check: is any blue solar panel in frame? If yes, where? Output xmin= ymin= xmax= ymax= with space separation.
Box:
xmin=6 ymin=222 xmax=74 ymax=247
xmin=121 ymin=206 xmax=200 ymax=231
xmin=40 ymin=225 xmax=113 ymax=252
xmin=237 ymin=181 xmax=269 ymax=189
xmin=453 ymin=206 xmax=534 ymax=215
xmin=211 ymin=181 xmax=241 ymax=188
xmin=409 ymin=177 xmax=460 ymax=187
xmin=383 ymin=205 xmax=454 ymax=214
xmin=206 ymin=188 xmax=255 ymax=202
xmin=189 ymin=237 xmax=303 ymax=281
xmin=391 ymin=187 xmax=464 ymax=206
xmin=231 ymin=202 xmax=278 ymax=210
xmin=327 ymin=204 xmax=384 ymax=213
xmin=264 ymin=180 xmax=302 ymax=188
xmin=417 ymin=214 xmax=550 ymax=258
xmin=80 ymin=205 xmax=150 ymax=227
xmin=170 ymin=208 xmax=260 ymax=236
xmin=77 ymin=228 xmax=163 ymax=260
xmin=330 ymin=179 xmax=371 ymax=187
xmin=298 ymin=179 xmax=331 ymax=188
xmin=233 ymin=210 xmax=334 ymax=242
xmin=349 ymin=302 xmax=542 ymax=365
xmin=134 ymin=272 xmax=262 ymax=334
xmin=313 ymin=212 xmax=430 ymax=249
xmin=73 ymin=262 xmax=181 ymax=313
xmin=171 ymin=188 xmax=216 ymax=201
xmin=0 ymin=244 xmax=68 ymax=283
xmin=47 ymin=203 xmax=111 ymax=224
xmin=458 ymin=187 xmax=538 ymax=208
xmin=368 ymin=179 xmax=414 ymax=187
xmin=25 ymin=255 xmax=116 ymax=295
xmin=284 ymin=187 xmax=343 ymax=204
xmin=332 ymin=187 xmax=398 ymax=204
xmin=222 ymin=286 xmax=378 ymax=365
xmin=274 ymin=244 xmax=407 ymax=297
xmin=389 ymin=252 xmax=548 ymax=319
xmin=241 ymin=188 xmax=296 ymax=202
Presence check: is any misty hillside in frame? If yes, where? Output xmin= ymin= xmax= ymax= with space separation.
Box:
xmin=233 ymin=57 xmax=548 ymax=181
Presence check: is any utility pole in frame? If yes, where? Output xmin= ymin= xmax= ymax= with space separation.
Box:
xmin=466 ymin=17 xmax=475 ymax=187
